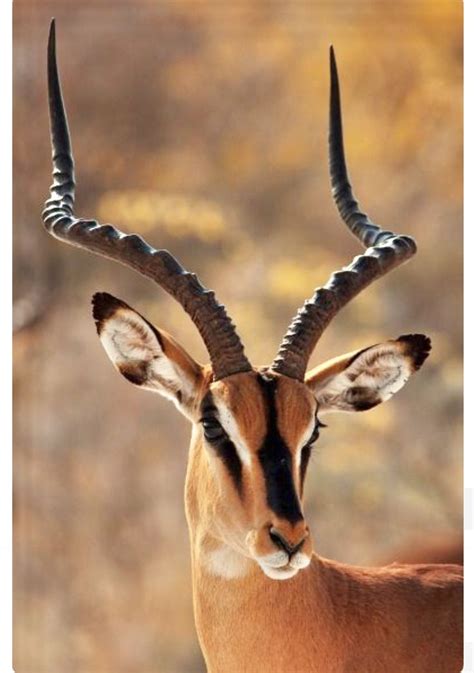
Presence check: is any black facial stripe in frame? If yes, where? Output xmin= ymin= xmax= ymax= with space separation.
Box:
xmin=257 ymin=374 xmax=304 ymax=524
xmin=213 ymin=437 xmax=243 ymax=495
xmin=299 ymin=409 xmax=323 ymax=494
xmin=299 ymin=445 xmax=311 ymax=496
xmin=200 ymin=391 xmax=218 ymax=418
xmin=200 ymin=392 xmax=243 ymax=496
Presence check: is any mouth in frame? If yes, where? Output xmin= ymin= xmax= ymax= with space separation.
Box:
xmin=257 ymin=552 xmax=311 ymax=581
xmin=259 ymin=562 xmax=300 ymax=580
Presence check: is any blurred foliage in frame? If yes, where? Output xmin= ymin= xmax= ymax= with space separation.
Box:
xmin=13 ymin=1 xmax=462 ymax=672
xmin=97 ymin=191 xmax=228 ymax=240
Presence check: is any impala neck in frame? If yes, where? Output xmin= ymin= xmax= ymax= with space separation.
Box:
xmin=183 ymin=431 xmax=462 ymax=673
xmin=184 ymin=433 xmax=331 ymax=672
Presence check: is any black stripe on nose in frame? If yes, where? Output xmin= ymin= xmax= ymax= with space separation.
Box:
xmin=257 ymin=374 xmax=304 ymax=524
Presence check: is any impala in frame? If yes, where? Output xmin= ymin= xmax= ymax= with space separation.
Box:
xmin=43 ymin=21 xmax=462 ymax=673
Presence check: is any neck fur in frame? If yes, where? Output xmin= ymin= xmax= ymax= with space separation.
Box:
xmin=183 ymin=437 xmax=329 ymax=673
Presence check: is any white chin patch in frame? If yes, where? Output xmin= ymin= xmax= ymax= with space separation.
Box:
xmin=259 ymin=563 xmax=300 ymax=581
xmin=259 ymin=550 xmax=289 ymax=568
xmin=290 ymin=552 xmax=311 ymax=570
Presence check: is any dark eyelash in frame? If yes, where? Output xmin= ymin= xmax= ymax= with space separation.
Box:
xmin=306 ymin=418 xmax=327 ymax=447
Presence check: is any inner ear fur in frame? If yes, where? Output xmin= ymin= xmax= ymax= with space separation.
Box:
xmin=305 ymin=334 xmax=431 ymax=413
xmin=92 ymin=292 xmax=204 ymax=413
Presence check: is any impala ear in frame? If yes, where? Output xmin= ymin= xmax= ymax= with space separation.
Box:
xmin=92 ymin=292 xmax=204 ymax=417
xmin=305 ymin=334 xmax=431 ymax=413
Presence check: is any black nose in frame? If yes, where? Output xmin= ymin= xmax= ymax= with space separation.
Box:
xmin=269 ymin=527 xmax=306 ymax=557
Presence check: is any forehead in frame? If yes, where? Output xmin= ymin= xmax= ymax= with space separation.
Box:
xmin=207 ymin=371 xmax=316 ymax=448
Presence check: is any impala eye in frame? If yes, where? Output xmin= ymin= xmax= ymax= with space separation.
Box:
xmin=306 ymin=417 xmax=327 ymax=447
xmin=201 ymin=418 xmax=226 ymax=442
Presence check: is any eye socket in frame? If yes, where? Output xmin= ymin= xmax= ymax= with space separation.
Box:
xmin=201 ymin=417 xmax=227 ymax=442
xmin=305 ymin=417 xmax=327 ymax=448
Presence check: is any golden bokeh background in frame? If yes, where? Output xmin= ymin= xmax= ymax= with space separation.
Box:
xmin=13 ymin=1 xmax=462 ymax=672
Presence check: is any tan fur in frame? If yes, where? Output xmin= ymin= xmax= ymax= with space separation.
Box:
xmin=211 ymin=374 xmax=269 ymax=448
xmin=275 ymin=375 xmax=316 ymax=449
xmin=190 ymin=554 xmax=462 ymax=673
xmin=186 ymin=426 xmax=462 ymax=671
xmin=94 ymin=310 xmax=461 ymax=672
xmin=183 ymin=373 xmax=461 ymax=673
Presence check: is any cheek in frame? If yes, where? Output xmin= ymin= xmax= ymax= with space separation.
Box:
xmin=210 ymin=458 xmax=264 ymax=529
xmin=205 ymin=438 xmax=244 ymax=498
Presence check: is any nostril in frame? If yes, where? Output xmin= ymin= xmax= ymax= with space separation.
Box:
xmin=269 ymin=528 xmax=288 ymax=553
xmin=269 ymin=528 xmax=305 ymax=557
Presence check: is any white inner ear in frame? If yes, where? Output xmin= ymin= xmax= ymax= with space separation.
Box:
xmin=314 ymin=344 xmax=412 ymax=412
xmin=99 ymin=308 xmax=194 ymax=406
xmin=100 ymin=310 xmax=160 ymax=363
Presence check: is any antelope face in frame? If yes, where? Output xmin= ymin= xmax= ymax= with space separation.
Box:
xmin=201 ymin=372 xmax=316 ymax=580
xmin=92 ymin=292 xmax=431 ymax=581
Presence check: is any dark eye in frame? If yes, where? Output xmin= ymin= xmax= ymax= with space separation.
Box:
xmin=306 ymin=417 xmax=326 ymax=447
xmin=201 ymin=418 xmax=226 ymax=442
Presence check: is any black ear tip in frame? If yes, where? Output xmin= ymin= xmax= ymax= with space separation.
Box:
xmin=397 ymin=334 xmax=432 ymax=370
xmin=91 ymin=292 xmax=131 ymax=333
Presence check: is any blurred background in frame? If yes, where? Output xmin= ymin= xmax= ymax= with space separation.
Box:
xmin=13 ymin=1 xmax=462 ymax=671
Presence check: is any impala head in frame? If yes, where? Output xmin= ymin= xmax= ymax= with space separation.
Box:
xmin=43 ymin=22 xmax=431 ymax=580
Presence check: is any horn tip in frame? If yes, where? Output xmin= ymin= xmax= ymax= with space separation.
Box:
xmin=48 ymin=18 xmax=56 ymax=57
xmin=329 ymin=45 xmax=337 ymax=72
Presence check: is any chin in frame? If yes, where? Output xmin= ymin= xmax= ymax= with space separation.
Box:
xmin=259 ymin=564 xmax=300 ymax=581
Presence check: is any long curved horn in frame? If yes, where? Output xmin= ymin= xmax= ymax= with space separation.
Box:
xmin=43 ymin=20 xmax=251 ymax=381
xmin=272 ymin=46 xmax=417 ymax=381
